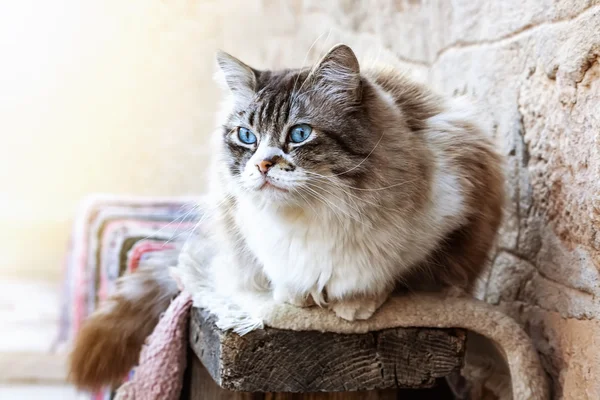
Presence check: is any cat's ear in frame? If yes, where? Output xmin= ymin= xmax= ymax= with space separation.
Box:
xmin=215 ymin=51 xmax=259 ymax=100
xmin=310 ymin=44 xmax=362 ymax=102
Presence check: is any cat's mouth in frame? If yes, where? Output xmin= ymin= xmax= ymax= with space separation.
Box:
xmin=259 ymin=180 xmax=288 ymax=192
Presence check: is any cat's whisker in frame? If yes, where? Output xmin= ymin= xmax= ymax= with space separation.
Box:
xmin=140 ymin=202 xmax=199 ymax=243
xmin=164 ymin=202 xmax=204 ymax=244
xmin=185 ymin=199 xmax=239 ymax=244
xmin=353 ymin=180 xmax=419 ymax=192
xmin=299 ymin=186 xmax=338 ymax=217
xmin=302 ymin=182 xmax=366 ymax=225
xmin=167 ymin=195 xmax=235 ymax=245
xmin=166 ymin=222 xmax=199 ymax=245
xmin=303 ymin=172 xmax=419 ymax=193
xmin=320 ymin=131 xmax=386 ymax=178
xmin=300 ymin=185 xmax=350 ymax=224
xmin=291 ymin=187 xmax=319 ymax=216
xmin=302 ymin=180 xmax=356 ymax=211
xmin=292 ymin=29 xmax=332 ymax=96
xmin=365 ymin=42 xmax=385 ymax=71
xmin=305 ymin=178 xmax=391 ymax=212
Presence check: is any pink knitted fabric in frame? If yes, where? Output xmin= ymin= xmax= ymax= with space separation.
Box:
xmin=115 ymin=292 xmax=193 ymax=400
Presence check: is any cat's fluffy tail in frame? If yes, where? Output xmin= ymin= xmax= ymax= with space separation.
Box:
xmin=69 ymin=263 xmax=179 ymax=390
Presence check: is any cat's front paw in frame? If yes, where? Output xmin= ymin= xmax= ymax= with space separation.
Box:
xmin=272 ymin=287 xmax=315 ymax=308
xmin=330 ymin=294 xmax=388 ymax=321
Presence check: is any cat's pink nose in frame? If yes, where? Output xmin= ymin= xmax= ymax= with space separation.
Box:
xmin=257 ymin=159 xmax=274 ymax=174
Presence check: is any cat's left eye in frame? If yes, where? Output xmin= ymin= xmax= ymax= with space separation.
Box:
xmin=237 ymin=127 xmax=257 ymax=144
xmin=289 ymin=124 xmax=313 ymax=144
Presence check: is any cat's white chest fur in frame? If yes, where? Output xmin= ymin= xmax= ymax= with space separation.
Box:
xmin=235 ymin=197 xmax=402 ymax=302
xmin=231 ymin=150 xmax=467 ymax=305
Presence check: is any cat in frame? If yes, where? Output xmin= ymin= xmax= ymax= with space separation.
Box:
xmin=70 ymin=44 xmax=505 ymax=390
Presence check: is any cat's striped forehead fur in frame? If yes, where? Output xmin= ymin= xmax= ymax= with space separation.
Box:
xmin=224 ymin=72 xmax=371 ymax=175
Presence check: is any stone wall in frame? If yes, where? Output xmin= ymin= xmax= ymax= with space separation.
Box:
xmin=235 ymin=1 xmax=599 ymax=398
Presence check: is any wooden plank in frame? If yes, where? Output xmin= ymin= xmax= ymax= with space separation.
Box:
xmin=183 ymin=357 xmax=460 ymax=400
xmin=188 ymin=308 xmax=465 ymax=394
xmin=184 ymin=356 xmax=259 ymax=400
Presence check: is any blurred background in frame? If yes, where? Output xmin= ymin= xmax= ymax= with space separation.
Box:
xmin=0 ymin=0 xmax=418 ymax=282
xmin=1 ymin=0 xmax=599 ymax=398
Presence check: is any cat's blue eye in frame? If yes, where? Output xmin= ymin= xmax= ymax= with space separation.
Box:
xmin=289 ymin=124 xmax=312 ymax=144
xmin=237 ymin=127 xmax=257 ymax=144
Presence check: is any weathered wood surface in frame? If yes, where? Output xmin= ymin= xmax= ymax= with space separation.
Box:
xmin=183 ymin=355 xmax=460 ymax=399
xmin=187 ymin=308 xmax=465 ymax=396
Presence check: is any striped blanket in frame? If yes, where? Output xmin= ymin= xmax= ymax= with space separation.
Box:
xmin=61 ymin=195 xmax=200 ymax=399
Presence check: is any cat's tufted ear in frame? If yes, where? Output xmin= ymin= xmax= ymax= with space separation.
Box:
xmin=215 ymin=51 xmax=259 ymax=100
xmin=309 ymin=44 xmax=362 ymax=102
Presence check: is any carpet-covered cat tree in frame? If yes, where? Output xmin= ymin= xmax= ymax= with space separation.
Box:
xmin=113 ymin=233 xmax=548 ymax=400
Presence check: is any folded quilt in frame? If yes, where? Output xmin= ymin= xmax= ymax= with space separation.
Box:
xmin=62 ymin=195 xmax=200 ymax=400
